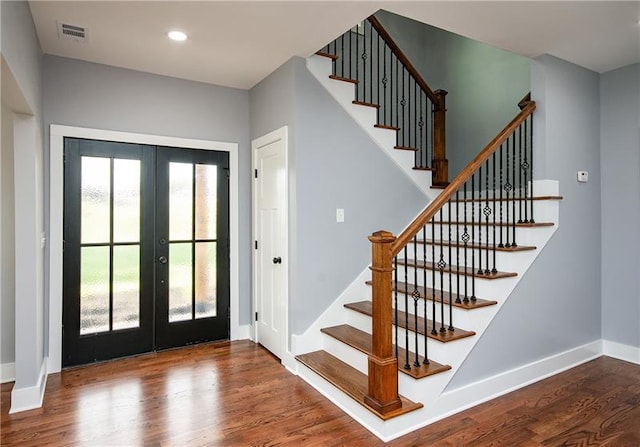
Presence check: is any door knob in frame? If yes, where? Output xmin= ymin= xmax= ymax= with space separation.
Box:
xmin=272 ymin=257 xmax=282 ymax=264
xmin=158 ymin=256 xmax=168 ymax=264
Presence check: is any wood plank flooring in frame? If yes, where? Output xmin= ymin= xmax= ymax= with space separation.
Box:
xmin=1 ymin=340 xmax=639 ymax=446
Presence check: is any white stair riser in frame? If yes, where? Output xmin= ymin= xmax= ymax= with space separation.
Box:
xmin=322 ymin=333 xmax=369 ymax=374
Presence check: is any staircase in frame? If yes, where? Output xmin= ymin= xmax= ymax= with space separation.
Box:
xmin=293 ymin=15 xmax=562 ymax=441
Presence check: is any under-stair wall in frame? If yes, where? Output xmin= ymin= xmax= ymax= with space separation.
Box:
xmin=249 ymin=57 xmax=429 ymax=341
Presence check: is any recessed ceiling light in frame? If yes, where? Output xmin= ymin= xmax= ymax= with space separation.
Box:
xmin=168 ymin=30 xmax=187 ymax=42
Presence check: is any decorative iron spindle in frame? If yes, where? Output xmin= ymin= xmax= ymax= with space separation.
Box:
xmin=492 ymin=152 xmax=498 ymax=274
xmin=484 ymin=159 xmax=491 ymax=275
xmin=455 ymin=190 xmax=461 ymax=305
xmin=529 ymin=115 xmax=535 ymax=223
xmin=477 ymin=165 xmax=483 ymax=275
xmin=463 ymin=182 xmax=469 ymax=304
xmin=394 ymin=256 xmax=399 ymax=360
xmin=499 ymin=142 xmax=504 ymax=248
xmin=431 ymin=219 xmax=437 ymax=336
xmin=438 ymin=209 xmax=446 ymax=333
xmin=447 ymin=200 xmax=454 ymax=331
xmin=421 ymin=225 xmax=429 ymax=364
xmin=403 ymin=246 xmax=410 ymax=370
xmin=511 ymin=129 xmax=518 ymax=247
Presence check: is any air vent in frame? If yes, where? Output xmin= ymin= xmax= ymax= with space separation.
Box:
xmin=56 ymin=21 xmax=88 ymax=43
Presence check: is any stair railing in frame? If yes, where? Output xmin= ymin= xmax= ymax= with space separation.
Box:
xmin=318 ymin=15 xmax=449 ymax=186
xmin=366 ymin=97 xmax=536 ymax=415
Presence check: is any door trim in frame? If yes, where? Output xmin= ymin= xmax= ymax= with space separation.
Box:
xmin=251 ymin=126 xmax=290 ymax=363
xmin=48 ymin=124 xmax=242 ymax=373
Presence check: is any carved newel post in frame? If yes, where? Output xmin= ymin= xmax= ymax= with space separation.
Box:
xmin=364 ymin=230 xmax=402 ymax=414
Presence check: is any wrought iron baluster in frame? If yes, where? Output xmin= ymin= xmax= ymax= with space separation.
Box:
xmin=422 ymin=225 xmax=429 ymax=364
xmin=412 ymin=236 xmax=420 ymax=368
xmin=382 ymin=44 xmax=388 ymax=126
xmin=403 ymin=246 xmax=410 ymax=370
xmin=505 ymin=134 xmax=512 ymax=247
xmin=499 ymin=142 xmax=504 ymax=248
xmin=369 ymin=21 xmax=373 ymax=105
xmin=463 ymin=182 xmax=469 ymax=304
xmin=447 ymin=201 xmax=454 ymax=331
xmin=512 ymin=127 xmax=518 ymax=247
xmin=477 ymin=165 xmax=483 ymax=275
xmin=484 ymin=159 xmax=491 ymax=275
xmin=529 ymin=115 xmax=535 ymax=223
xmin=492 ymin=153 xmax=498 ymax=274
xmin=355 ymin=22 xmax=359 ymax=101
xmin=438 ymin=209 xmax=446 ymax=333
xmin=522 ymin=116 xmax=530 ymax=223
xmin=394 ymin=256 xmax=398 ymax=360
xmin=431 ymin=219 xmax=437 ymax=335
xmin=455 ymin=190 xmax=461 ymax=304
xmin=470 ymin=174 xmax=477 ymax=301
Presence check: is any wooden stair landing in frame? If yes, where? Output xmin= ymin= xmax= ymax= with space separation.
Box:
xmin=364 ymin=281 xmax=497 ymax=310
xmin=321 ymin=324 xmax=452 ymax=379
xmin=345 ymin=301 xmax=475 ymax=343
xmin=398 ymin=259 xmax=518 ymax=279
xmin=296 ymin=350 xmax=423 ymax=420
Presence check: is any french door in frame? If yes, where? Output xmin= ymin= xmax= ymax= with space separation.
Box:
xmin=62 ymin=138 xmax=229 ymax=367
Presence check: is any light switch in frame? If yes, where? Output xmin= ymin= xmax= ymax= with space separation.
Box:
xmin=577 ymin=171 xmax=589 ymax=183
xmin=336 ymin=208 xmax=345 ymax=223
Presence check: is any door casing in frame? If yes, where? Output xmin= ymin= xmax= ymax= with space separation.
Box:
xmin=252 ymin=126 xmax=289 ymax=360
xmin=48 ymin=125 xmax=243 ymax=374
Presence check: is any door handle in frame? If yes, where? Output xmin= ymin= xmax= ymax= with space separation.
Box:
xmin=272 ymin=257 xmax=282 ymax=264
xmin=158 ymin=256 xmax=168 ymax=264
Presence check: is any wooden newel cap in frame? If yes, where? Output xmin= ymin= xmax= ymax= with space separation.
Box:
xmin=369 ymin=230 xmax=396 ymax=243
xmin=434 ymin=89 xmax=448 ymax=96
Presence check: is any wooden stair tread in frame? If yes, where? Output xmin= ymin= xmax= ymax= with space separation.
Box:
xmin=374 ymin=123 xmax=400 ymax=131
xmin=315 ymin=51 xmax=338 ymax=60
xmin=452 ymin=195 xmax=563 ymax=203
xmin=295 ymin=350 xmax=423 ymax=420
xmin=321 ymin=324 xmax=452 ymax=379
xmin=352 ymin=100 xmax=380 ymax=109
xmin=344 ymin=301 xmax=476 ymax=342
xmin=412 ymin=166 xmax=434 ymax=171
xmin=430 ymin=183 xmax=449 ymax=189
xmin=414 ymin=239 xmax=536 ymax=252
xmin=397 ymin=259 xmax=517 ymax=279
xmin=364 ymin=281 xmax=497 ymax=309
xmin=394 ymin=145 xmax=419 ymax=152
xmin=329 ymin=74 xmax=358 ymax=84
xmin=434 ymin=221 xmax=554 ymax=228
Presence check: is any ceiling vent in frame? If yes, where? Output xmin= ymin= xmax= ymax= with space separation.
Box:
xmin=56 ymin=21 xmax=88 ymax=43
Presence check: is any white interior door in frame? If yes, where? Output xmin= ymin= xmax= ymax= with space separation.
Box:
xmin=253 ymin=127 xmax=287 ymax=360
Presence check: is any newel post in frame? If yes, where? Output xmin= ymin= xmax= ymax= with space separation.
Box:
xmin=364 ymin=230 xmax=402 ymax=414
xmin=432 ymin=89 xmax=449 ymax=186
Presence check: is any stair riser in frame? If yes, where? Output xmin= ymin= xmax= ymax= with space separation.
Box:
xmin=380 ymin=268 xmax=519 ymax=301
xmin=397 ymin=247 xmax=532 ymax=271
xmin=322 ymin=333 xmax=369 ymax=375
xmin=438 ymin=200 xmax=558 ymax=223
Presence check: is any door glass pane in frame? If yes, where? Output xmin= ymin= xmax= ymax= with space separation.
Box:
xmin=195 ymin=242 xmax=216 ymax=318
xmin=195 ymin=164 xmax=217 ymax=240
xmin=113 ymin=159 xmax=141 ymax=243
xmin=81 ymin=157 xmax=111 ymax=244
xmin=169 ymin=162 xmax=193 ymax=241
xmin=113 ymin=245 xmax=140 ymax=331
xmin=80 ymin=246 xmax=110 ymax=335
xmin=169 ymin=243 xmax=192 ymax=322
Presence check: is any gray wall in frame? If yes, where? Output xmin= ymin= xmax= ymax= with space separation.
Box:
xmin=43 ymin=56 xmax=252 ymax=326
xmin=250 ymin=57 xmax=429 ymax=335
xmin=376 ymin=10 xmax=530 ymax=179
xmin=447 ymin=55 xmax=602 ymax=389
xmin=600 ymin=63 xmax=640 ymax=348
xmin=1 ymin=0 xmax=46 ymax=389
xmin=1 ymin=102 xmax=15 ymax=366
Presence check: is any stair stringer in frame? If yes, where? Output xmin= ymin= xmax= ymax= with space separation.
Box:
xmin=294 ymin=180 xmax=564 ymax=442
xmin=306 ymin=54 xmax=435 ymax=198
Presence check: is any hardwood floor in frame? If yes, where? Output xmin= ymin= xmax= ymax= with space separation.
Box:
xmin=1 ymin=341 xmax=639 ymax=446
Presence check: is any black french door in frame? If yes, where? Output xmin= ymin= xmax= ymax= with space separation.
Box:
xmin=62 ymin=138 xmax=229 ymax=367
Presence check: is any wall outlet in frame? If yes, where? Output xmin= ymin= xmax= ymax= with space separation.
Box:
xmin=336 ymin=208 xmax=345 ymax=223
xmin=577 ymin=171 xmax=589 ymax=183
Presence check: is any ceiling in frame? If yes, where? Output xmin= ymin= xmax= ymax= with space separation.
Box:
xmin=28 ymin=1 xmax=640 ymax=90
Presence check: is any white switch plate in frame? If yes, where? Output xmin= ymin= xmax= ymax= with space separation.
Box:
xmin=336 ymin=208 xmax=345 ymax=223
xmin=577 ymin=171 xmax=589 ymax=183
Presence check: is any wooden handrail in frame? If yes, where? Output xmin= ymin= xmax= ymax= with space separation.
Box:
xmin=367 ymin=16 xmax=439 ymax=105
xmin=391 ymin=101 xmax=536 ymax=255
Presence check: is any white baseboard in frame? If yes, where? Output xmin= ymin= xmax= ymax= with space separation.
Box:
xmin=232 ymin=324 xmax=251 ymax=341
xmin=1 ymin=362 xmax=16 ymax=383
xmin=10 ymin=357 xmax=48 ymax=413
xmin=603 ymin=339 xmax=640 ymax=365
